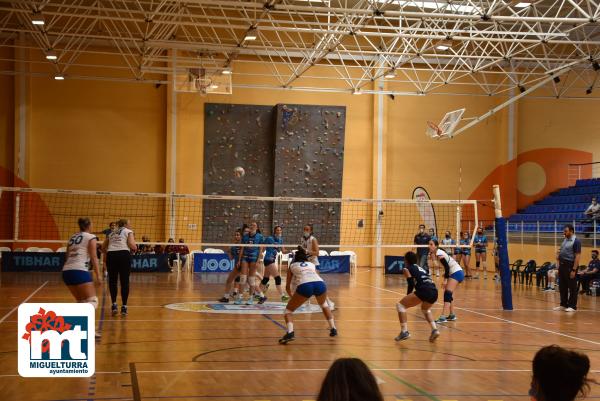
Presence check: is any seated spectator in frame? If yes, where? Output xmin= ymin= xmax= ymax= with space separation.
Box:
xmin=541 ymin=263 xmax=557 ymax=292
xmin=529 ymin=345 xmax=593 ymax=401
xmin=578 ymin=250 xmax=600 ymax=295
xmin=153 ymin=242 xmax=163 ymax=255
xmin=137 ymin=236 xmax=150 ymax=254
xmin=584 ymin=197 xmax=600 ymax=220
xmin=316 ymin=358 xmax=384 ymax=401
xmin=177 ymin=238 xmax=190 ymax=267
xmin=165 ymin=238 xmax=177 ymax=268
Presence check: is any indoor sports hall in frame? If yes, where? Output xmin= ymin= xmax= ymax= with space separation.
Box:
xmin=0 ymin=1 xmax=599 ymax=401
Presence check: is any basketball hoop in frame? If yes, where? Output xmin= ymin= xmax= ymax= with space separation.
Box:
xmin=426 ymin=121 xmax=444 ymax=138
xmin=425 ymin=108 xmax=465 ymax=140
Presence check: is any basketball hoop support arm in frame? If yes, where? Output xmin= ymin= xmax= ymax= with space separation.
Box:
xmin=451 ymin=58 xmax=586 ymax=137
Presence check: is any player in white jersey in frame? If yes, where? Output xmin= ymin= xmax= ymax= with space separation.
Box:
xmin=279 ymin=247 xmax=337 ymax=344
xmin=63 ymin=218 xmax=101 ymax=337
xmin=300 ymin=224 xmax=335 ymax=310
xmin=102 ymin=218 xmax=137 ymax=316
xmin=429 ymin=239 xmax=465 ymax=323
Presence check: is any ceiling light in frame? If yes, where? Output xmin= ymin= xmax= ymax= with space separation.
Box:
xmin=586 ymin=87 xmax=593 ymax=95
xmin=46 ymin=50 xmax=57 ymax=61
xmin=31 ymin=12 xmax=45 ymax=25
xmin=384 ymin=70 xmax=396 ymax=79
xmin=54 ymin=75 xmax=64 ymax=80
xmin=514 ymin=2 xmax=531 ymax=8
xmin=592 ymin=61 xmax=600 ymax=71
xmin=553 ymin=76 xmax=560 ymax=84
xmin=352 ymin=88 xmax=361 ymax=95
xmin=244 ymin=27 xmax=257 ymax=41
xmin=221 ymin=68 xmax=232 ymax=75
xmin=436 ymin=45 xmax=450 ymax=51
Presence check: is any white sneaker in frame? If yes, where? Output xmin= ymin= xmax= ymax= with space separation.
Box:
xmin=553 ymin=306 xmax=566 ymax=311
xmin=565 ymin=307 xmax=576 ymax=312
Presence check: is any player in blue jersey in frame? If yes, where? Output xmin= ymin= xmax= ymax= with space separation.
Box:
xmin=259 ymin=226 xmax=288 ymax=303
xmin=460 ymin=231 xmax=472 ymax=278
xmin=218 ymin=229 xmax=243 ymax=303
xmin=236 ymin=221 xmax=264 ymax=305
xmin=395 ymin=251 xmax=440 ymax=342
xmin=473 ymin=227 xmax=488 ymax=280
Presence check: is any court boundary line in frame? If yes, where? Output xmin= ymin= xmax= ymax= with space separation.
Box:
xmin=355 ymin=282 xmax=600 ymax=347
xmin=0 ymin=281 xmax=48 ymax=324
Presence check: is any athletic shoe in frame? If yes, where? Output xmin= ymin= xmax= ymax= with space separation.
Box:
xmin=447 ymin=314 xmax=457 ymax=321
xmin=218 ymin=296 xmax=230 ymax=303
xmin=121 ymin=306 xmax=128 ymax=316
xmin=542 ymin=287 xmax=553 ymax=292
xmin=233 ymin=298 xmax=243 ymax=305
xmin=254 ymin=294 xmax=261 ymax=300
xmin=281 ymin=294 xmax=290 ymax=302
xmin=565 ymin=307 xmax=576 ymax=312
xmin=473 ymin=275 xmax=480 ymax=280
xmin=484 ymin=275 xmax=488 ymax=280
xmin=429 ymin=329 xmax=440 ymax=342
xmin=246 ymin=298 xmax=254 ymax=306
xmin=258 ymin=296 xmax=267 ymax=305
xmin=278 ymin=331 xmax=295 ymax=344
xmin=394 ymin=331 xmax=410 ymax=341
xmin=435 ymin=316 xmax=447 ymax=323
xmin=111 ymin=303 xmax=118 ymax=316
xmin=553 ymin=306 xmax=566 ymax=311
xmin=329 ymin=328 xmax=338 ymax=337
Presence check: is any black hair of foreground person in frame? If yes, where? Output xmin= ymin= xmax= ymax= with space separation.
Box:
xmin=531 ymin=345 xmax=595 ymax=401
xmin=317 ymin=358 xmax=384 ymax=401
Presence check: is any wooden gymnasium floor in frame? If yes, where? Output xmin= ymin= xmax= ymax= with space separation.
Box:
xmin=1 ymin=269 xmax=599 ymax=401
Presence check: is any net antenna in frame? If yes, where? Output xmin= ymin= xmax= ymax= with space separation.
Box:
xmin=426 ymin=108 xmax=465 ymax=140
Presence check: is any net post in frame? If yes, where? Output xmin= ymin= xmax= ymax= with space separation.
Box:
xmin=493 ymin=185 xmax=513 ymax=310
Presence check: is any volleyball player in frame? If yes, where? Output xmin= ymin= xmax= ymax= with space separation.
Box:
xmin=460 ymin=231 xmax=472 ymax=278
xmin=260 ymin=226 xmax=288 ymax=303
xmin=236 ymin=221 xmax=263 ymax=305
xmin=430 ymin=239 xmax=464 ymax=323
xmin=102 ymin=218 xmax=137 ymax=316
xmin=301 ymin=224 xmax=335 ymax=310
xmin=218 ymin=229 xmax=242 ymax=303
xmin=279 ymin=247 xmax=337 ymax=344
xmin=473 ymin=227 xmax=488 ymax=279
xmin=440 ymin=231 xmax=455 ymax=278
xmin=395 ymin=251 xmax=440 ymax=342
xmin=453 ymin=231 xmax=463 ymax=263
xmin=63 ymin=217 xmax=101 ymax=337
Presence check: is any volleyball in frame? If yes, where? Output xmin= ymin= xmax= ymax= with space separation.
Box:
xmin=233 ymin=166 xmax=245 ymax=178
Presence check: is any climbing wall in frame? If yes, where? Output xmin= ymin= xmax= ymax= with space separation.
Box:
xmin=202 ymin=103 xmax=275 ymax=244
xmin=272 ymin=104 xmax=346 ymax=246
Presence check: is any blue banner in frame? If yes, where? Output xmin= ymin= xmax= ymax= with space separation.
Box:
xmin=194 ymin=253 xmax=234 ymax=273
xmin=1 ymin=252 xmax=65 ymax=272
xmin=316 ymin=255 xmax=350 ymax=274
xmin=384 ymin=256 xmax=405 ymax=274
xmin=130 ymin=254 xmax=171 ymax=272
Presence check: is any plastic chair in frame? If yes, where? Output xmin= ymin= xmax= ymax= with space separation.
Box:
xmin=535 ymin=262 xmax=551 ymax=287
xmin=189 ymin=250 xmax=202 ymax=271
xmin=56 ymin=247 xmax=67 ymax=253
xmin=520 ymin=260 xmax=537 ymax=285
xmin=510 ymin=259 xmax=523 ymax=284
xmin=203 ymin=248 xmax=225 ymax=254
xmin=25 ymin=247 xmax=40 ymax=252
xmin=37 ymin=248 xmax=53 ymax=253
xmin=318 ymin=250 xmax=329 ymax=256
